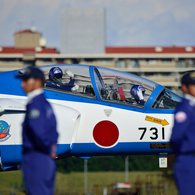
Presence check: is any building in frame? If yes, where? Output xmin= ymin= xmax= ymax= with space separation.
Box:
xmin=0 ymin=29 xmax=59 ymax=69
xmin=14 ymin=29 xmax=42 ymax=48
xmin=60 ymin=8 xmax=105 ymax=54
xmin=1 ymin=29 xmax=195 ymax=95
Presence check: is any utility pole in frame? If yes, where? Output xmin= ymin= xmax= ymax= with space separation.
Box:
xmin=125 ymin=156 xmax=129 ymax=182
xmin=84 ymin=159 xmax=88 ymax=194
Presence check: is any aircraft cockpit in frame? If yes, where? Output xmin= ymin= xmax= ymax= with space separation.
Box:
xmin=94 ymin=66 xmax=181 ymax=109
xmin=94 ymin=66 xmax=155 ymax=107
xmin=41 ymin=65 xmax=96 ymax=99
xmin=17 ymin=64 xmax=181 ymax=110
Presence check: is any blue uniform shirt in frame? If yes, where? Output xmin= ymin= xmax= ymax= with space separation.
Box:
xmin=170 ymin=94 xmax=195 ymax=155
xmin=22 ymin=90 xmax=58 ymax=155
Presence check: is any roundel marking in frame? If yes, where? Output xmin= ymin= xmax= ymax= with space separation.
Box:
xmin=93 ymin=120 xmax=119 ymax=147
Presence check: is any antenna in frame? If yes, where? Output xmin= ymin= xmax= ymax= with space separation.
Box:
xmin=31 ymin=21 xmax=36 ymax=32
xmin=17 ymin=20 xmax=25 ymax=32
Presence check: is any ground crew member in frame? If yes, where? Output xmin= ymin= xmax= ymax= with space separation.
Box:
xmin=170 ymin=71 xmax=195 ymax=195
xmin=16 ymin=67 xmax=58 ymax=195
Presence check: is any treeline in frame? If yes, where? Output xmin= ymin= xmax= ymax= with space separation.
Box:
xmin=56 ymin=155 xmax=161 ymax=173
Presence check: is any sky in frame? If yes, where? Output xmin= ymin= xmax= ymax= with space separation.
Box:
xmin=1 ymin=0 xmax=195 ymax=51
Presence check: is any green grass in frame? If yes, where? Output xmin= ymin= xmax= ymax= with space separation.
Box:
xmin=0 ymin=171 xmax=24 ymax=195
xmin=0 ymin=171 xmax=178 ymax=195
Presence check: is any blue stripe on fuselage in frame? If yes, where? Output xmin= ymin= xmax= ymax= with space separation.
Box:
xmin=0 ymin=70 xmax=26 ymax=97
xmin=70 ymin=142 xmax=172 ymax=156
xmin=0 ymin=142 xmax=172 ymax=166
xmin=0 ymin=143 xmax=70 ymax=166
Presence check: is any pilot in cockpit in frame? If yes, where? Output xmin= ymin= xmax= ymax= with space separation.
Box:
xmin=130 ymin=85 xmax=145 ymax=105
xmin=46 ymin=67 xmax=79 ymax=91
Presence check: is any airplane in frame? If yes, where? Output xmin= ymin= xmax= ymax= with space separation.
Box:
xmin=0 ymin=64 xmax=182 ymax=171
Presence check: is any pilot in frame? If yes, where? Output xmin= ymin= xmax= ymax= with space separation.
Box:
xmin=15 ymin=67 xmax=58 ymax=195
xmin=170 ymin=71 xmax=195 ymax=195
xmin=46 ymin=67 xmax=79 ymax=91
xmin=130 ymin=85 xmax=145 ymax=105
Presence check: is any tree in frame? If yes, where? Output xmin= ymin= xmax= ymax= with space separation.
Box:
xmin=56 ymin=155 xmax=160 ymax=173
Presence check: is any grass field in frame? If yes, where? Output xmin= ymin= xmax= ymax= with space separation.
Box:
xmin=0 ymin=170 xmax=178 ymax=195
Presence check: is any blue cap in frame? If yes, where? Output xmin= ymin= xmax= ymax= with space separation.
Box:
xmin=16 ymin=67 xmax=45 ymax=84
xmin=181 ymin=72 xmax=195 ymax=85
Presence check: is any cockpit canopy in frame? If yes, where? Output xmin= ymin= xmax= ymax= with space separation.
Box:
xmin=17 ymin=64 xmax=181 ymax=110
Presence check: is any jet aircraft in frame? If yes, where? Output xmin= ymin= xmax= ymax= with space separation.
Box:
xmin=0 ymin=64 xmax=181 ymax=171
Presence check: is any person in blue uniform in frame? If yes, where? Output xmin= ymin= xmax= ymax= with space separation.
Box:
xmin=16 ymin=67 xmax=58 ymax=195
xmin=170 ymin=71 xmax=195 ymax=195
xmin=46 ymin=67 xmax=79 ymax=91
xmin=130 ymin=85 xmax=145 ymax=105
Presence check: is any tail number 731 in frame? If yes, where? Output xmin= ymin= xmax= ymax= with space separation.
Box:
xmin=138 ymin=127 xmax=165 ymax=140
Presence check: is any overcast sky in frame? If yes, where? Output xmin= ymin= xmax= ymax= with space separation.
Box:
xmin=1 ymin=0 xmax=195 ymax=51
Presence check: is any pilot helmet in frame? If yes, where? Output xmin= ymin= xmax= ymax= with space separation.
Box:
xmin=130 ymin=85 xmax=145 ymax=101
xmin=49 ymin=67 xmax=63 ymax=82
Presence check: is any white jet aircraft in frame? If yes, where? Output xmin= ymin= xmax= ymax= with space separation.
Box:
xmin=0 ymin=64 xmax=181 ymax=170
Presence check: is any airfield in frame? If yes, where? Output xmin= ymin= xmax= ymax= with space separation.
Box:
xmin=0 ymin=170 xmax=178 ymax=195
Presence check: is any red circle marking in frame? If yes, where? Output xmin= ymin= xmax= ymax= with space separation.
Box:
xmin=93 ymin=120 xmax=119 ymax=147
